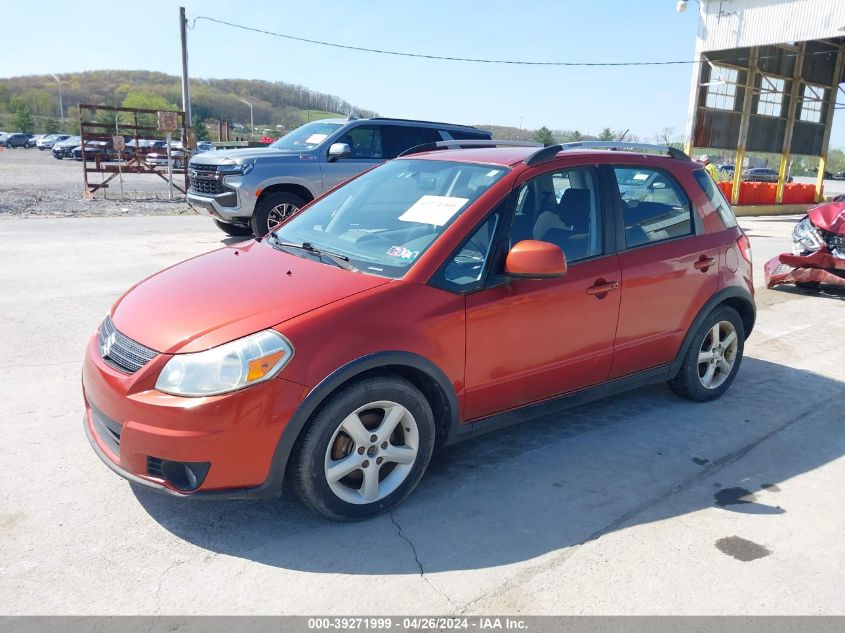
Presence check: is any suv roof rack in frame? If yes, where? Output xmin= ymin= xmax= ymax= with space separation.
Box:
xmin=398 ymin=139 xmax=542 ymax=158
xmin=369 ymin=117 xmax=488 ymax=131
xmin=524 ymin=141 xmax=691 ymax=167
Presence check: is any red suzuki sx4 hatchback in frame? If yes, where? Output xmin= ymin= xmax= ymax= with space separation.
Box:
xmin=83 ymin=141 xmax=755 ymax=520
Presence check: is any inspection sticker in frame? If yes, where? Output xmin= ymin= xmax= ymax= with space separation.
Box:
xmin=305 ymin=133 xmax=328 ymax=144
xmin=398 ymin=195 xmax=469 ymax=226
xmin=386 ymin=246 xmax=419 ymax=261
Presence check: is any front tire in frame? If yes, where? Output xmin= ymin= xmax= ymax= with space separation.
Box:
xmin=669 ymin=306 xmax=745 ymax=402
xmin=214 ymin=220 xmax=253 ymax=236
xmin=251 ymin=191 xmax=305 ymax=237
xmin=289 ymin=374 xmax=435 ymax=521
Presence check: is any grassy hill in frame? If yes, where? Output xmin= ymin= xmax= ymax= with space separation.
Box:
xmin=0 ymin=70 xmax=376 ymax=137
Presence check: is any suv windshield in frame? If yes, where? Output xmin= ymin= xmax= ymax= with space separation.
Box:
xmin=272 ymin=159 xmax=508 ymax=278
xmin=268 ymin=121 xmax=344 ymax=151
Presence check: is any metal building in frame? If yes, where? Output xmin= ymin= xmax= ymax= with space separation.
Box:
xmin=684 ymin=0 xmax=845 ymax=205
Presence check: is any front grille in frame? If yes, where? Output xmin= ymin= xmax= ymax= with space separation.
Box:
xmin=190 ymin=178 xmax=224 ymax=195
xmin=147 ymin=457 xmax=164 ymax=478
xmin=820 ymin=229 xmax=845 ymax=248
xmin=90 ymin=404 xmax=122 ymax=456
xmin=97 ymin=316 xmax=157 ymax=374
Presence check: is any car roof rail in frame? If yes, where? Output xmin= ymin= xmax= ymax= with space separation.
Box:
xmin=524 ymin=141 xmax=691 ymax=167
xmin=398 ymin=139 xmax=542 ymax=158
xmin=368 ymin=117 xmax=488 ymax=131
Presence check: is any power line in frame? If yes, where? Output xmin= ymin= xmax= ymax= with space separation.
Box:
xmin=191 ymin=15 xmax=841 ymax=67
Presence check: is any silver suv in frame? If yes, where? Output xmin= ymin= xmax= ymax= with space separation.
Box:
xmin=186 ymin=116 xmax=491 ymax=236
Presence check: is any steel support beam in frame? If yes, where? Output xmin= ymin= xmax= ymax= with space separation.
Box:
xmin=776 ymin=43 xmax=805 ymax=204
xmin=815 ymin=44 xmax=845 ymax=202
xmin=731 ymin=48 xmax=758 ymax=206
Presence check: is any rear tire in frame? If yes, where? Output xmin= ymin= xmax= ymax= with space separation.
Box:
xmin=289 ymin=374 xmax=435 ymax=521
xmin=214 ymin=220 xmax=253 ymax=236
xmin=251 ymin=191 xmax=306 ymax=238
xmin=669 ymin=306 xmax=745 ymax=402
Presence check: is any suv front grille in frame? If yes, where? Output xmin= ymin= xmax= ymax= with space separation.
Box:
xmin=97 ymin=316 xmax=157 ymax=374
xmin=190 ymin=178 xmax=224 ymax=195
xmin=819 ymin=228 xmax=845 ymax=248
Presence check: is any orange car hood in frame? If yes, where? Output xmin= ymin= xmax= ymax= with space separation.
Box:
xmin=111 ymin=240 xmax=390 ymax=354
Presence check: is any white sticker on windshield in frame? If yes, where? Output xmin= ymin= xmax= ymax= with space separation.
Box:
xmin=633 ymin=173 xmax=649 ymax=181
xmin=398 ymin=195 xmax=469 ymax=226
xmin=305 ymin=133 xmax=328 ymax=144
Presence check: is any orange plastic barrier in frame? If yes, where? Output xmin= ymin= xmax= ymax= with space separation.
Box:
xmin=757 ymin=183 xmax=777 ymax=204
xmin=782 ymin=183 xmax=816 ymax=204
xmin=717 ymin=181 xmax=733 ymax=200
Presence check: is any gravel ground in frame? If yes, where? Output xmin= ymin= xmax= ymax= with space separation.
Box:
xmin=0 ymin=147 xmax=194 ymax=218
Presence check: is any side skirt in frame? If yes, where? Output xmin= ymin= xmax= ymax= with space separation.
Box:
xmin=446 ymin=365 xmax=672 ymax=445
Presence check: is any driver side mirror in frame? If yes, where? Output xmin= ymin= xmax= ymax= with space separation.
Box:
xmin=505 ymin=240 xmax=567 ymax=279
xmin=328 ymin=142 xmax=351 ymax=162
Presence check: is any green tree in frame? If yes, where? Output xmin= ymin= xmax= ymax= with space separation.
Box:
xmin=44 ymin=118 xmax=60 ymax=134
xmin=120 ymin=91 xmax=179 ymax=129
xmin=567 ymin=130 xmax=584 ymax=142
xmin=533 ymin=126 xmax=555 ymax=146
xmin=194 ymin=118 xmax=210 ymax=141
xmin=598 ymin=127 xmax=615 ymax=141
xmin=13 ymin=106 xmax=34 ymax=133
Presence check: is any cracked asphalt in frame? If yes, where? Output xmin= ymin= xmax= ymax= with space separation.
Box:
xmin=1 ymin=213 xmax=843 ymax=615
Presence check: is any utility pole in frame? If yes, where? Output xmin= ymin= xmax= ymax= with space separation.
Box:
xmin=238 ymin=98 xmax=254 ymax=138
xmin=179 ymin=6 xmax=192 ymax=127
xmin=50 ymin=73 xmax=64 ymax=121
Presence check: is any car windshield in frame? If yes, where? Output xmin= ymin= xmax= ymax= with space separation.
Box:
xmin=272 ymin=158 xmax=509 ymax=278
xmin=268 ymin=121 xmax=343 ymax=151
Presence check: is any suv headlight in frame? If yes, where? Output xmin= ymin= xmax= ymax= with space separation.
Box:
xmin=792 ymin=216 xmax=823 ymax=254
xmin=155 ymin=330 xmax=293 ymax=397
xmin=219 ymin=160 xmax=254 ymax=176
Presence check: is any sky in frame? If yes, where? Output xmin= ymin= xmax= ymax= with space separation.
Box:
xmin=3 ymin=0 xmax=844 ymax=148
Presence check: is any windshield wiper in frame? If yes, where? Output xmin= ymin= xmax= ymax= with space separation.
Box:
xmin=269 ymin=234 xmax=358 ymax=272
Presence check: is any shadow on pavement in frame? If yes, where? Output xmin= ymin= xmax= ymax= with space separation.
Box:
xmin=134 ymin=357 xmax=844 ymax=575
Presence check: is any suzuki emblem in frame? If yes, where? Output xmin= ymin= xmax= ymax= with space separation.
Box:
xmin=101 ymin=331 xmax=117 ymax=358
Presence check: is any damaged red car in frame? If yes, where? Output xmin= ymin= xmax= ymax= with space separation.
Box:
xmin=764 ymin=201 xmax=845 ymax=290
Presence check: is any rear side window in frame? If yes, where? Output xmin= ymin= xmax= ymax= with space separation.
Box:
xmin=693 ymin=169 xmax=737 ymax=228
xmin=612 ymin=166 xmax=693 ymax=248
xmin=441 ymin=129 xmax=491 ymax=140
xmin=383 ymin=126 xmax=441 ymax=157
xmin=338 ymin=125 xmax=384 ymax=159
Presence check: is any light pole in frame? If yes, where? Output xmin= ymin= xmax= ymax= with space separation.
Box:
xmin=238 ymin=98 xmax=253 ymax=138
xmin=50 ymin=73 xmax=64 ymax=121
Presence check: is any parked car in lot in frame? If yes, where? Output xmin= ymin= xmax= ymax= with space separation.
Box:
xmin=718 ymin=164 xmax=735 ymax=179
xmin=187 ymin=116 xmax=493 ymax=237
xmin=72 ymin=140 xmax=121 ymax=161
xmin=26 ymin=134 xmax=45 ymax=148
xmin=52 ymin=136 xmax=81 ymax=159
xmin=37 ymin=134 xmax=70 ymax=150
xmin=3 ymin=133 xmax=33 ymax=148
xmin=742 ymin=167 xmax=792 ymax=183
xmin=195 ymin=141 xmax=215 ymax=153
xmin=145 ymin=142 xmax=186 ymax=168
xmin=84 ymin=140 xmax=755 ymax=520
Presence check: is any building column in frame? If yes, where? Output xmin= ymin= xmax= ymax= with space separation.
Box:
xmin=815 ymin=45 xmax=845 ymax=202
xmin=732 ymin=48 xmax=759 ymax=206
xmin=776 ymin=44 xmax=805 ymax=204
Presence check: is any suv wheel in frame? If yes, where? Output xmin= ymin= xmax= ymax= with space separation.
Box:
xmin=251 ymin=191 xmax=305 ymax=237
xmin=289 ymin=374 xmax=435 ymax=521
xmin=669 ymin=305 xmax=745 ymax=402
xmin=213 ymin=220 xmax=253 ymax=237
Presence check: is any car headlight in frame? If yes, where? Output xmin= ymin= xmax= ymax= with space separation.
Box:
xmin=155 ymin=329 xmax=294 ymax=397
xmin=792 ymin=216 xmax=823 ymax=254
xmin=219 ymin=160 xmax=254 ymax=176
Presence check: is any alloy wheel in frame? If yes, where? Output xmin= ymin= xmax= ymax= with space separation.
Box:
xmin=697 ymin=321 xmax=738 ymax=389
xmin=324 ymin=400 xmax=419 ymax=505
xmin=267 ymin=203 xmax=298 ymax=232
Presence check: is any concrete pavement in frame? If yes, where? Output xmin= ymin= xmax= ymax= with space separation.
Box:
xmin=0 ymin=215 xmax=842 ymax=615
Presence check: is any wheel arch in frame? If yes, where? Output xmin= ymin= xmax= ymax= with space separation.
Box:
xmin=270 ymin=351 xmax=459 ymax=491
xmin=258 ymin=182 xmax=315 ymax=205
xmin=669 ymin=286 xmax=756 ymax=378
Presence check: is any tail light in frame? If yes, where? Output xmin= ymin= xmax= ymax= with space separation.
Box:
xmin=737 ymin=232 xmax=752 ymax=264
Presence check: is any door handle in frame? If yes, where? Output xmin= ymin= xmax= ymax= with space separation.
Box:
xmin=586 ymin=280 xmax=620 ymax=296
xmin=694 ymin=255 xmax=717 ymax=272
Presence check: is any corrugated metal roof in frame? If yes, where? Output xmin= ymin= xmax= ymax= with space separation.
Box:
xmin=699 ymin=0 xmax=845 ymax=52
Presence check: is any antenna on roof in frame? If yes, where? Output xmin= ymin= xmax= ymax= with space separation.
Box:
xmin=347 ymin=112 xmax=358 ymax=121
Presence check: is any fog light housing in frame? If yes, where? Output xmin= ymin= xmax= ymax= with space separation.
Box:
xmin=147 ymin=457 xmax=210 ymax=491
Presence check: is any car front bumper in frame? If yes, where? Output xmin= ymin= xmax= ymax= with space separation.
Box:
xmin=82 ymin=333 xmax=309 ymax=497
